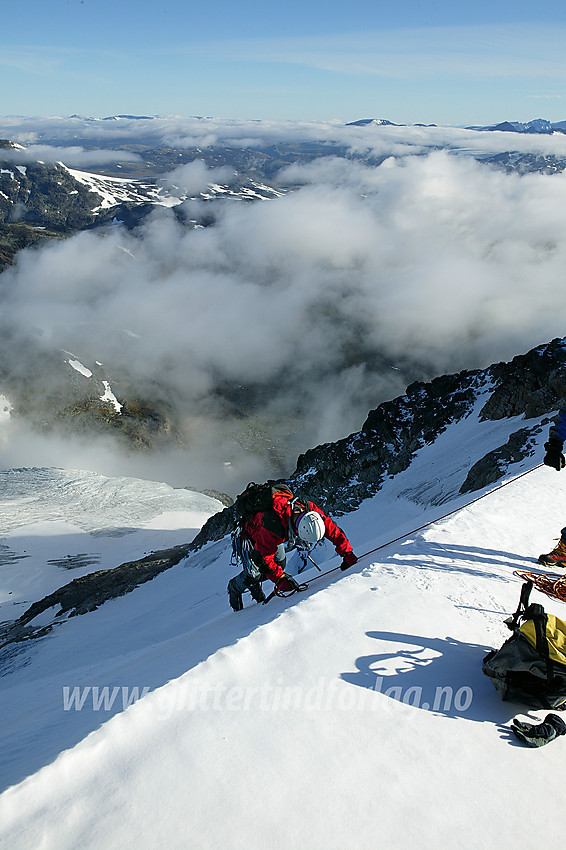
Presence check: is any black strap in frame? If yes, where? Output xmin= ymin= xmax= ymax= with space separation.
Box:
xmin=262 ymin=508 xmax=287 ymax=539
xmin=505 ymin=580 xmax=534 ymax=630
xmin=519 ymin=580 xmax=534 ymax=614
xmin=532 ymin=611 xmax=550 ymax=659
xmin=519 ymin=590 xmax=554 ymax=680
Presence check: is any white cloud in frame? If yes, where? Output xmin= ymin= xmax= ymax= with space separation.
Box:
xmin=0 ymin=47 xmax=73 ymax=75
xmin=172 ymin=23 xmax=566 ymax=81
xmin=3 ymin=115 xmax=566 ymax=162
xmin=159 ymin=160 xmax=235 ymax=196
xmin=1 ymin=144 xmax=141 ymax=167
xmin=2 ymin=149 xmax=566 ymax=492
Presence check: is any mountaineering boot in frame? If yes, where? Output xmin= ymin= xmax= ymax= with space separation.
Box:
xmin=512 ymin=713 xmax=566 ymax=747
xmin=538 ymin=538 xmax=566 ymax=568
xmin=227 ymin=578 xmax=244 ymax=612
xmin=248 ymin=580 xmax=266 ymax=604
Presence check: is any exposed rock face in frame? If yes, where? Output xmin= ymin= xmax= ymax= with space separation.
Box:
xmin=292 ymin=339 xmax=566 ymax=512
xmin=291 ymin=369 xmax=481 ymax=514
xmin=479 ymin=344 xmax=566 ymax=420
xmin=0 ymin=160 xmax=98 ymax=229
xmin=0 ymin=138 xmax=287 ymax=272
xmin=459 ymin=426 xmax=545 ymax=494
xmin=0 ymin=148 xmax=102 ymax=270
xmin=0 ymin=342 xmax=184 ymax=453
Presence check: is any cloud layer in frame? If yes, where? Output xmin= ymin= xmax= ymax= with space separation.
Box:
xmin=4 ymin=115 xmax=566 ymax=160
xmin=0 ymin=144 xmax=142 ymax=167
xmin=2 ymin=149 xmax=566 ymax=492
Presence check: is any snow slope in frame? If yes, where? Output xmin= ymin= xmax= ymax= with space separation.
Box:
xmin=0 ymin=467 xmax=223 ymax=624
xmin=1 ymin=419 xmax=566 ymax=847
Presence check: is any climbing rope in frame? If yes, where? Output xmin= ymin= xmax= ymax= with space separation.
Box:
xmin=265 ymin=462 xmax=545 ymax=603
xmin=514 ymin=570 xmax=566 ymax=604
xmin=263 ymin=575 xmax=309 ymax=604
xmin=357 ymin=463 xmax=545 ymax=561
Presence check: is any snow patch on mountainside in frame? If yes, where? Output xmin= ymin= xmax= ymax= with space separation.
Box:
xmin=64 ymin=166 xmax=179 ymax=212
xmin=100 ymin=381 xmax=122 ymax=413
xmin=62 ymin=166 xmax=284 ymax=214
xmin=0 ymin=396 xmax=11 ymax=425
xmin=66 ymin=358 xmax=93 ymax=378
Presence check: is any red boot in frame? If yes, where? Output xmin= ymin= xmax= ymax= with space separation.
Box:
xmin=539 ymin=538 xmax=566 ymax=568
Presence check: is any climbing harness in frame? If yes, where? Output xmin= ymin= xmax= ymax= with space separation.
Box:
xmin=231 ymin=531 xmax=262 ymax=582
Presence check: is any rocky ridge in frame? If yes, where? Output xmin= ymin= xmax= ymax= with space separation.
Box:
xmin=190 ymin=337 xmax=566 ymax=547
xmin=0 ymin=544 xmax=192 ymax=654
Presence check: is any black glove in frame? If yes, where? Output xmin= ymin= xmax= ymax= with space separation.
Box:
xmin=543 ymin=439 xmax=565 ymax=471
xmin=511 ymin=713 xmax=566 ymax=747
xmin=340 ymin=552 xmax=358 ymax=571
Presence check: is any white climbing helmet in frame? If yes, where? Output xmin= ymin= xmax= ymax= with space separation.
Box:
xmin=296 ymin=511 xmax=325 ymax=544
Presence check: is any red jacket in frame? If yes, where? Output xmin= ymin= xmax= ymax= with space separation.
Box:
xmin=243 ymin=492 xmax=353 ymax=581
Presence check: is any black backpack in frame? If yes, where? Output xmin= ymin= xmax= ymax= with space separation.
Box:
xmin=233 ymin=481 xmax=294 ymax=526
xmin=483 ymin=580 xmax=566 ymax=710
xmin=231 ymin=481 xmax=297 ymax=581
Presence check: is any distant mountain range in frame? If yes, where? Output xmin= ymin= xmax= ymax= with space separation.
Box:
xmin=2 ymin=116 xmax=566 ymax=270
xmin=3 ymin=115 xmax=566 ymax=273
xmin=72 ymin=113 xmax=566 ymax=133
xmin=347 ymin=117 xmax=566 ymax=134
xmin=346 ymin=118 xmax=438 ymax=128
xmin=467 ymin=118 xmax=566 ymax=135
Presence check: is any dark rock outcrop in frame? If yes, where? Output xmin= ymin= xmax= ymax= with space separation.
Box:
xmin=0 ymin=154 xmax=100 ymax=233
xmin=479 ymin=343 xmax=566 ymax=420
xmin=459 ymin=425 xmax=545 ymax=494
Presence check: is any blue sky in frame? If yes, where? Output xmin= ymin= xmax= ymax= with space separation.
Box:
xmin=2 ymin=0 xmax=566 ymax=124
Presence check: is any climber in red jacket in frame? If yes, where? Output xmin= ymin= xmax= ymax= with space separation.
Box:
xmin=228 ymin=491 xmax=358 ymax=611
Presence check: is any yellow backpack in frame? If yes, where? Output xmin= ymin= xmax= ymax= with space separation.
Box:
xmin=483 ymin=580 xmax=566 ymax=709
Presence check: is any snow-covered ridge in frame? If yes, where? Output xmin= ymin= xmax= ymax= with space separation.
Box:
xmin=0 ymin=143 xmax=285 ymax=232
xmin=2 ymin=341 xmax=566 ymax=846
xmin=1 ymin=438 xmax=566 ymax=846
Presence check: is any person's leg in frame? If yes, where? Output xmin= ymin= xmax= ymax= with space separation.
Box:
xmin=228 ymin=570 xmax=267 ymax=609
xmin=245 ymin=576 xmax=266 ymax=604
xmin=227 ymin=571 xmax=248 ymax=611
